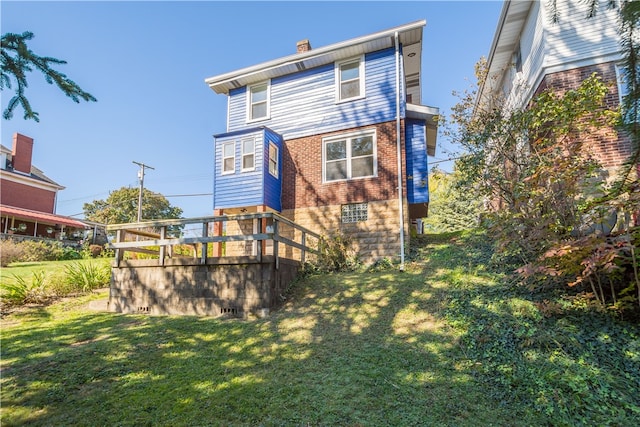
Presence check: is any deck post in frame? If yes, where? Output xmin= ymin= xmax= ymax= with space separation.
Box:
xmin=115 ymin=229 xmax=124 ymax=266
xmin=212 ymin=209 xmax=223 ymax=257
xmin=159 ymin=226 xmax=167 ymax=266
xmin=301 ymin=232 xmax=306 ymax=264
xmin=201 ymin=222 xmax=209 ymax=264
xmin=273 ymin=219 xmax=279 ymax=270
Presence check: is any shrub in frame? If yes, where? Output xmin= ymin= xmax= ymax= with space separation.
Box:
xmin=16 ymin=240 xmax=65 ymax=262
xmin=0 ymin=271 xmax=47 ymax=306
xmin=88 ymin=244 xmax=103 ymax=258
xmin=0 ymin=239 xmax=23 ymax=267
xmin=313 ymin=232 xmax=359 ymax=272
xmin=63 ymin=262 xmax=111 ymax=292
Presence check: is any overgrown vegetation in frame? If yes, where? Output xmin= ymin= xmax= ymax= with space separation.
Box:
xmin=422 ymin=167 xmax=482 ymax=233
xmin=1 ymin=232 xmax=638 ymax=426
xmin=446 ymin=64 xmax=640 ymax=315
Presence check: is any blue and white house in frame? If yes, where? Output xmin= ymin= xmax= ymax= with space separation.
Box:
xmin=206 ymin=20 xmax=439 ymax=263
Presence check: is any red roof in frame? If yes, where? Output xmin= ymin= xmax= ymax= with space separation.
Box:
xmin=0 ymin=204 xmax=87 ymax=229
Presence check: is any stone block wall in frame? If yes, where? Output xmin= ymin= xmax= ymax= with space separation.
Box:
xmin=108 ymin=256 xmax=298 ymax=316
xmin=280 ymin=199 xmax=409 ymax=263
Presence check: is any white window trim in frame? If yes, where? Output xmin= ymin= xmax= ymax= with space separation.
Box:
xmin=241 ymin=137 xmax=256 ymax=172
xmin=616 ymin=63 xmax=628 ymax=106
xmin=268 ymin=142 xmax=279 ymax=178
xmin=322 ymin=129 xmax=377 ymax=183
xmin=335 ymin=55 xmax=365 ymax=103
xmin=221 ymin=141 xmax=235 ymax=175
xmin=246 ymin=80 xmax=271 ymax=123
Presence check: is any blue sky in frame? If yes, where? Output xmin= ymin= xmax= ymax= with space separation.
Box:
xmin=1 ymin=0 xmax=503 ymax=219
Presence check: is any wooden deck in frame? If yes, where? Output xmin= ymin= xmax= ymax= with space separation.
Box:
xmin=106 ymin=213 xmax=321 ymax=316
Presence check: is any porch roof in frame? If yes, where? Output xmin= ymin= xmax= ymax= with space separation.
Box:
xmin=0 ymin=204 xmax=88 ymax=229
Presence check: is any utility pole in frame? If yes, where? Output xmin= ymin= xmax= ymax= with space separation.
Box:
xmin=133 ymin=161 xmax=154 ymax=222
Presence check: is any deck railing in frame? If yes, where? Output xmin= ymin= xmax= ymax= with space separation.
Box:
xmin=106 ymin=212 xmax=321 ymax=267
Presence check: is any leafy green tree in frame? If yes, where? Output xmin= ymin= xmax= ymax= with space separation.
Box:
xmin=422 ymin=167 xmax=482 ymax=233
xmin=1 ymin=31 xmax=96 ymax=121
xmin=83 ymin=187 xmax=183 ymax=226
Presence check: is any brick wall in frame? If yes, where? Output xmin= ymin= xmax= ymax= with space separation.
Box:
xmin=282 ymin=120 xmax=406 ymax=209
xmin=279 ymin=120 xmax=410 ymax=262
xmin=0 ymin=179 xmax=56 ymax=213
xmin=536 ymin=62 xmax=633 ymax=172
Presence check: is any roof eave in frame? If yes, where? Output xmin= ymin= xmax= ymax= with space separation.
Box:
xmin=205 ymin=20 xmax=427 ymax=95
xmin=474 ymin=0 xmax=533 ymax=114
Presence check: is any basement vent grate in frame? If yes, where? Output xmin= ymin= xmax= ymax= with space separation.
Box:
xmin=221 ymin=307 xmax=238 ymax=315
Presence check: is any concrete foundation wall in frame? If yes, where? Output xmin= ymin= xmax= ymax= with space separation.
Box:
xmin=109 ymin=256 xmax=299 ymax=317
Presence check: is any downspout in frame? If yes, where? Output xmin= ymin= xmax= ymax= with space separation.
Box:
xmin=394 ymin=31 xmax=405 ymax=271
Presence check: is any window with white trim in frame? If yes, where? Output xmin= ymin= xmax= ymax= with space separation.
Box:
xmin=222 ymin=142 xmax=235 ymax=174
xmin=323 ymin=130 xmax=376 ymax=182
xmin=248 ymin=81 xmax=269 ymax=121
xmin=241 ymin=138 xmax=255 ymax=171
xmin=268 ymin=142 xmax=279 ymax=178
xmin=341 ymin=203 xmax=368 ymax=223
xmin=336 ymin=56 xmax=364 ymax=101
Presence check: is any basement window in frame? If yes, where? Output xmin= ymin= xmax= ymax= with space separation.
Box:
xmin=341 ymin=202 xmax=368 ymax=223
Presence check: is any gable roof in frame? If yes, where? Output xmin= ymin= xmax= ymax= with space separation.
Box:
xmin=0 ymin=144 xmax=64 ymax=189
xmin=205 ymin=20 xmax=426 ymax=103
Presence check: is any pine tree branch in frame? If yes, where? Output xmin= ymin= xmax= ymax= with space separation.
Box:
xmin=1 ymin=31 xmax=96 ymax=121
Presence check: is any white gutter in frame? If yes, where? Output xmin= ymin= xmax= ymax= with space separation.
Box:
xmin=395 ymin=31 xmax=405 ymax=271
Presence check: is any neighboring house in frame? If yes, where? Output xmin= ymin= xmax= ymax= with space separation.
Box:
xmin=205 ymin=21 xmax=439 ymax=263
xmin=477 ymin=0 xmax=634 ymax=175
xmin=0 ymin=133 xmax=87 ymax=243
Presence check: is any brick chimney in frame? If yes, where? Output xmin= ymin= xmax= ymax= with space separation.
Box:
xmin=12 ymin=133 xmax=34 ymax=174
xmin=296 ymin=39 xmax=311 ymax=53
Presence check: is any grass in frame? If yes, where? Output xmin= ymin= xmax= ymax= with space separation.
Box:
xmin=1 ymin=231 xmax=638 ymax=426
xmin=1 ymin=259 xmax=111 ymax=282
xmin=1 ymin=259 xmax=112 ymax=308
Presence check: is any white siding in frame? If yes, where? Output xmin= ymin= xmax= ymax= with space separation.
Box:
xmin=500 ymin=0 xmax=620 ymax=108
xmin=543 ymin=0 xmax=620 ymax=72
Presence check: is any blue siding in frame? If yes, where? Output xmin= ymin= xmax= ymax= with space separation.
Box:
xmin=263 ymin=128 xmax=283 ymax=212
xmin=213 ymin=130 xmax=264 ymax=210
xmin=213 ymin=127 xmax=283 ymax=212
xmin=227 ymin=47 xmax=403 ymax=140
xmin=405 ymin=119 xmax=429 ymax=204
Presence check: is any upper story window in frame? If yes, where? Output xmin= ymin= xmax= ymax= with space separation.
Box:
xmin=222 ymin=141 xmax=235 ymax=175
xmin=248 ymin=81 xmax=270 ymax=122
xmin=268 ymin=142 xmax=279 ymax=178
xmin=323 ymin=130 xmax=376 ymax=182
xmin=241 ymin=138 xmax=255 ymax=171
xmin=336 ymin=56 xmax=365 ymax=102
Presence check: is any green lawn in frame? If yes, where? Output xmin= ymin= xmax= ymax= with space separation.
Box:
xmin=1 ymin=232 xmax=638 ymax=426
xmin=1 ymin=258 xmax=111 ymax=282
